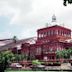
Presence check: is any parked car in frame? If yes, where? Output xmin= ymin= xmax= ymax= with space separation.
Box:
xmin=10 ymin=63 xmax=22 ymax=69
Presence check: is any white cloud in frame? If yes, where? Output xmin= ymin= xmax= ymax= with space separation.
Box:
xmin=19 ymin=27 xmax=37 ymax=39
xmin=0 ymin=0 xmax=32 ymax=25
xmin=0 ymin=0 xmax=71 ymax=27
xmin=0 ymin=0 xmax=72 ymax=39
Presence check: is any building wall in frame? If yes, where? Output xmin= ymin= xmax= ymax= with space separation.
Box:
xmin=37 ymin=25 xmax=71 ymax=44
xmin=21 ymin=25 xmax=72 ymax=60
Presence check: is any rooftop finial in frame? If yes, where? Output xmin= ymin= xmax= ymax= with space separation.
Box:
xmin=52 ymin=14 xmax=56 ymax=22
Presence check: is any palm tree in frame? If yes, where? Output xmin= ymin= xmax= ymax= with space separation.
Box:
xmin=56 ymin=48 xmax=72 ymax=59
xmin=13 ymin=36 xmax=18 ymax=43
xmin=67 ymin=48 xmax=72 ymax=59
xmin=56 ymin=50 xmax=64 ymax=59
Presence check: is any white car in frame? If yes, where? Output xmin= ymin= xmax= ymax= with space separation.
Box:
xmin=10 ymin=63 xmax=22 ymax=68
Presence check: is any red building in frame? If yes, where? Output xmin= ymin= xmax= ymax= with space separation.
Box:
xmin=21 ymin=15 xmax=72 ymax=60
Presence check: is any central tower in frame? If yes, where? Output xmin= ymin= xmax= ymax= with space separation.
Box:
xmin=36 ymin=15 xmax=71 ymax=44
xmin=52 ymin=14 xmax=57 ymax=22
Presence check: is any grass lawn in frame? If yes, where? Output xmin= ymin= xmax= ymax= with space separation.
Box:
xmin=5 ymin=71 xmax=33 ymax=72
xmin=6 ymin=71 xmax=68 ymax=72
xmin=6 ymin=71 xmax=56 ymax=72
xmin=6 ymin=71 xmax=52 ymax=72
xmin=6 ymin=71 xmax=25 ymax=72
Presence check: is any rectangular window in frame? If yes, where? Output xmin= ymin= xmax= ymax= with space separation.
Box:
xmin=36 ymin=47 xmax=41 ymax=55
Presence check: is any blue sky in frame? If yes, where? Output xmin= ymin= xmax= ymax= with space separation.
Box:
xmin=0 ymin=0 xmax=72 ymax=39
xmin=0 ymin=15 xmax=23 ymax=38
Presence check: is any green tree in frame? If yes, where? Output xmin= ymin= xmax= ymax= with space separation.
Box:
xmin=13 ymin=36 xmax=18 ymax=43
xmin=62 ymin=49 xmax=70 ymax=59
xmin=56 ymin=48 xmax=72 ymax=59
xmin=0 ymin=51 xmax=15 ymax=72
xmin=2 ymin=51 xmax=15 ymax=62
xmin=68 ymin=48 xmax=72 ymax=54
xmin=56 ymin=51 xmax=61 ymax=59
xmin=63 ymin=0 xmax=72 ymax=6
xmin=14 ymin=53 xmax=29 ymax=62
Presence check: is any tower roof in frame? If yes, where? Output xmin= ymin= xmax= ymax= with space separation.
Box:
xmin=50 ymin=14 xmax=60 ymax=26
xmin=37 ymin=25 xmax=71 ymax=32
xmin=52 ymin=14 xmax=57 ymax=22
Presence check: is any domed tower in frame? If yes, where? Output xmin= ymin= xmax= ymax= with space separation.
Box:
xmin=50 ymin=14 xmax=60 ymax=26
xmin=36 ymin=15 xmax=71 ymax=44
xmin=52 ymin=14 xmax=57 ymax=22
xmin=35 ymin=15 xmax=71 ymax=60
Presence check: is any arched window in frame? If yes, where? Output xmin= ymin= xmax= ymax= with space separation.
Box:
xmin=61 ymin=31 xmax=63 ymax=36
xmin=44 ymin=32 xmax=47 ymax=37
xmin=51 ymin=30 xmax=53 ymax=35
xmin=39 ymin=34 xmax=41 ymax=38
xmin=47 ymin=31 xmax=50 ymax=36
xmin=55 ymin=30 xmax=58 ymax=35
xmin=58 ymin=30 xmax=60 ymax=35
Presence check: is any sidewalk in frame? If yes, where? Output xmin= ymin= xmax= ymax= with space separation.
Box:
xmin=45 ymin=63 xmax=72 ymax=70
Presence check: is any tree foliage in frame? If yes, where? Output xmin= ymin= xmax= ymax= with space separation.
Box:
xmin=0 ymin=51 xmax=15 ymax=72
xmin=13 ymin=36 xmax=18 ymax=43
xmin=63 ymin=0 xmax=72 ymax=6
xmin=0 ymin=50 xmax=28 ymax=72
xmin=56 ymin=48 xmax=72 ymax=59
xmin=32 ymin=60 xmax=41 ymax=65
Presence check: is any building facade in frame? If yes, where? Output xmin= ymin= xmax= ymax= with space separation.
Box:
xmin=20 ymin=15 xmax=72 ymax=60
